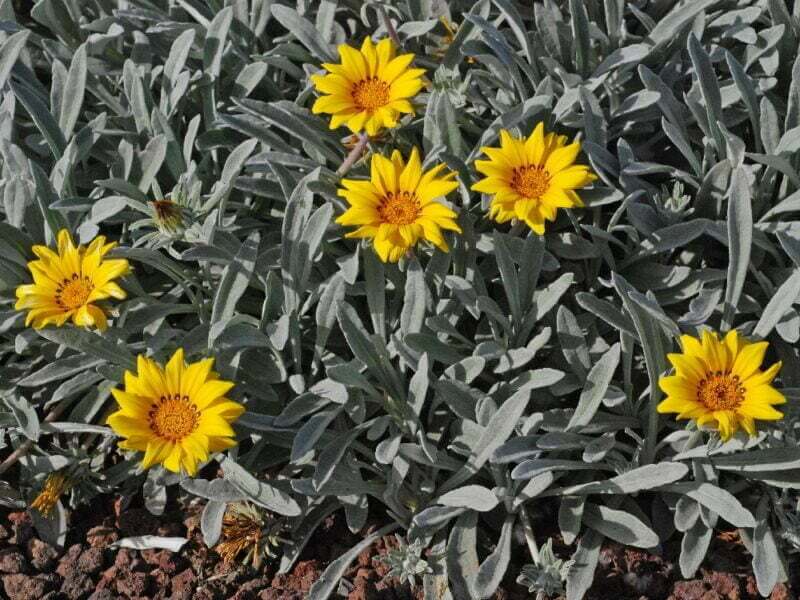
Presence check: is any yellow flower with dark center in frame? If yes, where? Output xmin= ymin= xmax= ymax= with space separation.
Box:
xmin=311 ymin=37 xmax=425 ymax=136
xmin=107 ymin=349 xmax=244 ymax=476
xmin=472 ymin=124 xmax=597 ymax=234
xmin=30 ymin=472 xmax=72 ymax=516
xmin=658 ymin=330 xmax=785 ymax=440
xmin=336 ymin=148 xmax=461 ymax=262
xmin=15 ymin=229 xmax=130 ymax=331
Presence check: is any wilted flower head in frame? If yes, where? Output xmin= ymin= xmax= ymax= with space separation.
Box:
xmin=215 ymin=502 xmax=283 ymax=569
xmin=30 ymin=471 xmax=72 ymax=516
xmin=151 ymin=199 xmax=185 ymax=233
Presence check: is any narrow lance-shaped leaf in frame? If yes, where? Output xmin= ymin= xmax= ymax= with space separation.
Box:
xmin=752 ymin=496 xmax=781 ymax=596
xmin=473 ymin=515 xmax=514 ymax=598
xmin=568 ymin=344 xmax=620 ymax=430
xmin=566 ymin=528 xmax=603 ymax=600
xmin=722 ymin=167 xmax=752 ymax=329
xmin=0 ymin=30 xmax=30 ymax=90
xmin=582 ymin=503 xmax=659 ymax=548
xmin=753 ymin=269 xmax=800 ymax=338
xmin=59 ymin=43 xmax=87 ymax=139
xmin=209 ymin=232 xmax=260 ymax=345
xmin=687 ymin=34 xmax=725 ymax=154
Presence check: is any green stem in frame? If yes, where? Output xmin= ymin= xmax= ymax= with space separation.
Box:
xmin=378 ymin=5 xmax=402 ymax=49
xmin=519 ymin=504 xmax=540 ymax=564
xmin=337 ymin=133 xmax=369 ymax=177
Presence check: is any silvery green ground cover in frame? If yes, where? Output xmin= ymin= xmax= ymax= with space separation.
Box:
xmin=1 ymin=0 xmax=800 ymax=597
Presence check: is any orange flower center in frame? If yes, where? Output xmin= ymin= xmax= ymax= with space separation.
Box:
xmin=511 ymin=165 xmax=551 ymax=199
xmin=379 ymin=191 xmax=420 ymax=225
xmin=696 ymin=371 xmax=745 ymax=411
xmin=55 ymin=274 xmax=94 ymax=310
xmin=352 ymin=77 xmax=390 ymax=111
xmin=148 ymin=394 xmax=200 ymax=441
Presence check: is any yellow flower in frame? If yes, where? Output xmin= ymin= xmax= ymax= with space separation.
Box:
xmin=107 ymin=349 xmax=244 ymax=476
xmin=336 ymin=147 xmax=461 ymax=262
xmin=30 ymin=471 xmax=72 ymax=516
xmin=657 ymin=330 xmax=785 ymax=440
xmin=15 ymin=229 xmax=130 ymax=331
xmin=311 ymin=37 xmax=425 ymax=136
xmin=472 ymin=123 xmax=597 ymax=234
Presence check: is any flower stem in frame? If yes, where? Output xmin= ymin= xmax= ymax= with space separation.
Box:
xmin=519 ymin=504 xmax=540 ymax=564
xmin=378 ymin=5 xmax=402 ymax=49
xmin=0 ymin=403 xmax=67 ymax=477
xmin=337 ymin=133 xmax=370 ymax=177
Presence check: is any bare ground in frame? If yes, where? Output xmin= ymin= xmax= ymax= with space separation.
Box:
xmin=0 ymin=494 xmax=797 ymax=600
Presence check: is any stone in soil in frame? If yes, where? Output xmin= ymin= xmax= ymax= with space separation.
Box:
xmin=0 ymin=549 xmax=27 ymax=574
xmin=56 ymin=545 xmax=83 ymax=577
xmin=142 ymin=548 xmax=184 ymax=574
xmin=170 ymin=567 xmax=196 ymax=600
xmin=259 ymin=591 xmax=304 ymax=600
xmin=7 ymin=513 xmax=34 ymax=547
xmin=27 ymin=539 xmax=59 ymax=571
xmin=270 ymin=559 xmax=321 ymax=594
xmin=116 ymin=570 xmax=152 ymax=597
xmin=60 ymin=571 xmax=95 ymax=599
xmin=77 ymin=548 xmax=105 ymax=574
xmin=3 ymin=573 xmax=58 ymax=600
xmin=230 ymin=577 xmax=272 ymax=600
xmin=85 ymin=526 xmax=117 ymax=549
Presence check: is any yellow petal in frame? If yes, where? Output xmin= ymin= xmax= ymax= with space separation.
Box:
xmin=544 ymin=142 xmax=581 ymax=173
xmin=193 ymin=380 xmax=236 ymax=409
xmin=399 ymin=147 xmax=422 ymax=191
xmin=525 ymin=122 xmax=546 ymax=165
xmin=731 ymin=341 xmax=768 ymax=381
xmin=141 ymin=440 xmax=172 ymax=470
xmin=165 ymin=348 xmax=185 ymax=394
xmin=737 ymin=401 xmax=784 ymax=421
xmin=162 ymin=445 xmax=183 ymax=473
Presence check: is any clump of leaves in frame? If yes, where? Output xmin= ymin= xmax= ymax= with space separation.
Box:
xmin=378 ymin=534 xmax=434 ymax=588
xmin=517 ymin=539 xmax=573 ymax=600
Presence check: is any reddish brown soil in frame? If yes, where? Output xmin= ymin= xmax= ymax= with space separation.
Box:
xmin=0 ymin=495 xmax=797 ymax=600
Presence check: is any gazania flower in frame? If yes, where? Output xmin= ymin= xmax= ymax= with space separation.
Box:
xmin=311 ymin=37 xmax=425 ymax=136
xmin=30 ymin=471 xmax=72 ymax=516
xmin=15 ymin=229 xmax=129 ymax=331
xmin=216 ymin=502 xmax=283 ymax=569
xmin=107 ymin=349 xmax=244 ymax=476
xmin=472 ymin=124 xmax=597 ymax=234
xmin=336 ymin=148 xmax=461 ymax=262
xmin=658 ymin=330 xmax=785 ymax=440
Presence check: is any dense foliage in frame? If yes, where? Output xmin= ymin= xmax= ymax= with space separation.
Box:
xmin=2 ymin=0 xmax=800 ymax=597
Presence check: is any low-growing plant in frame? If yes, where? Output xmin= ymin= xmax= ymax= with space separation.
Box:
xmin=1 ymin=0 xmax=800 ymax=598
